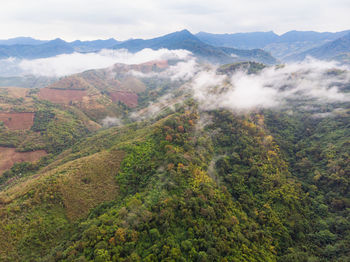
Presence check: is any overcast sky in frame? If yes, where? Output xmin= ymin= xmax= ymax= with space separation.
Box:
xmin=1 ymin=0 xmax=349 ymax=41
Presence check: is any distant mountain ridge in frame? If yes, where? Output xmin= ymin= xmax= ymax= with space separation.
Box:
xmin=196 ymin=30 xmax=350 ymax=60
xmin=70 ymin=38 xmax=120 ymax=52
xmin=286 ymin=32 xmax=350 ymax=61
xmin=0 ymin=38 xmax=74 ymax=59
xmin=0 ymin=38 xmax=120 ymax=59
xmin=1 ymin=29 xmax=349 ymax=64
xmin=0 ymin=30 xmax=277 ymax=65
xmin=113 ymin=29 xmax=277 ymax=64
xmin=196 ymin=31 xmax=279 ymax=49
xmin=0 ymin=37 xmax=48 ymax=46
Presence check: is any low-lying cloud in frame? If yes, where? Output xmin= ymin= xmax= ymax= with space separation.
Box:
xmin=130 ymin=94 xmax=179 ymax=121
xmin=2 ymin=48 xmax=349 ymax=116
xmin=130 ymin=58 xmax=199 ymax=81
xmin=0 ymin=48 xmax=192 ymax=77
xmin=191 ymin=59 xmax=350 ymax=111
xmin=101 ymin=116 xmax=123 ymax=128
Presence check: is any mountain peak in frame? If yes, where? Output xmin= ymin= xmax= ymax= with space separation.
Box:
xmin=162 ymin=29 xmax=196 ymax=39
xmin=50 ymin=38 xmax=66 ymax=43
xmin=178 ymin=29 xmax=192 ymax=35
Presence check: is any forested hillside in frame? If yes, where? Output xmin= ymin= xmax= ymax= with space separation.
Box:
xmin=0 ymin=59 xmax=349 ymax=261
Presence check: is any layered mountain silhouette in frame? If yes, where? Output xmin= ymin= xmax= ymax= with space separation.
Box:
xmin=0 ymin=38 xmax=74 ymax=59
xmin=285 ymin=32 xmax=350 ymax=61
xmin=0 ymin=29 xmax=349 ymax=63
xmin=196 ymin=31 xmax=279 ymax=49
xmin=0 ymin=37 xmax=48 ymax=46
xmin=113 ymin=29 xmax=277 ymax=64
xmin=196 ymin=30 xmax=350 ymax=61
xmin=0 ymin=30 xmax=277 ymax=64
xmin=0 ymin=38 xmax=120 ymax=59
xmin=70 ymin=38 xmax=120 ymax=52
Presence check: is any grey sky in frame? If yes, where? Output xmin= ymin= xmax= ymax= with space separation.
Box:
xmin=1 ymin=0 xmax=349 ymax=41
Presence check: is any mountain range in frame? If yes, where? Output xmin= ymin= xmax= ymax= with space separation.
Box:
xmin=196 ymin=30 xmax=350 ymax=61
xmin=0 ymin=37 xmax=48 ymax=46
xmin=285 ymin=32 xmax=350 ymax=61
xmin=0 ymin=30 xmax=277 ymax=65
xmin=0 ymin=28 xmax=349 ymax=70
xmin=113 ymin=29 xmax=277 ymax=64
xmin=0 ymin=38 xmax=75 ymax=59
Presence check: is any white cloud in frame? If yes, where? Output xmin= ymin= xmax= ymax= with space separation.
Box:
xmin=16 ymin=48 xmax=192 ymax=77
xmin=102 ymin=116 xmax=122 ymax=127
xmin=190 ymin=59 xmax=350 ymax=111
xmin=130 ymin=58 xmax=198 ymax=81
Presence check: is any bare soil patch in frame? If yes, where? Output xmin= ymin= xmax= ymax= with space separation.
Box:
xmin=38 ymin=88 xmax=87 ymax=104
xmin=110 ymin=91 xmax=138 ymax=108
xmin=0 ymin=112 xmax=34 ymax=130
xmin=139 ymin=60 xmax=169 ymax=71
xmin=48 ymin=76 xmax=92 ymax=90
xmin=0 ymin=147 xmax=47 ymax=174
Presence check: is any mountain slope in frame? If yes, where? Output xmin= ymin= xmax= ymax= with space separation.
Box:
xmin=114 ymin=29 xmax=277 ymax=64
xmin=0 ymin=104 xmax=314 ymax=261
xmin=196 ymin=30 xmax=350 ymax=60
xmin=0 ymin=31 xmax=276 ymax=65
xmin=218 ymin=46 xmax=277 ymax=65
xmin=0 ymin=59 xmax=186 ymax=180
xmin=70 ymin=38 xmax=120 ymax=52
xmin=114 ymin=30 xmax=232 ymax=63
xmin=286 ymin=32 xmax=350 ymax=61
xmin=0 ymin=38 xmax=120 ymax=59
xmin=196 ymin=31 xmax=279 ymax=49
xmin=265 ymin=30 xmax=350 ymax=60
xmin=1 ymin=59 xmax=350 ymax=261
xmin=277 ymin=30 xmax=349 ymax=43
xmin=0 ymin=38 xmax=74 ymax=59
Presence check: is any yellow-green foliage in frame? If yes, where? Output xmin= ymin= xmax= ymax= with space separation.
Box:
xmin=0 ymin=147 xmax=125 ymax=261
xmin=49 ymin=108 xmax=310 ymax=261
xmin=59 ymin=150 xmax=124 ymax=220
xmin=1 ymin=94 xmax=350 ymax=262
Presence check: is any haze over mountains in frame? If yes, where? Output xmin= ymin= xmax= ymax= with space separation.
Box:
xmin=1 ymin=29 xmax=350 ymax=67
xmin=196 ymin=30 xmax=350 ymax=61
xmin=112 ymin=30 xmax=277 ymax=65
xmin=0 ymin=30 xmax=276 ymax=65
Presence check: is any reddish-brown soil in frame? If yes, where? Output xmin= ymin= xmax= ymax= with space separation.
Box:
xmin=0 ymin=147 xmax=47 ymax=174
xmin=38 ymin=88 xmax=87 ymax=104
xmin=110 ymin=91 xmax=138 ymax=108
xmin=119 ymin=77 xmax=146 ymax=93
xmin=48 ymin=76 xmax=92 ymax=90
xmin=112 ymin=60 xmax=169 ymax=74
xmin=128 ymin=60 xmax=169 ymax=73
xmin=82 ymin=71 xmax=123 ymax=91
xmin=139 ymin=60 xmax=169 ymax=71
xmin=0 ymin=112 xmax=34 ymax=130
